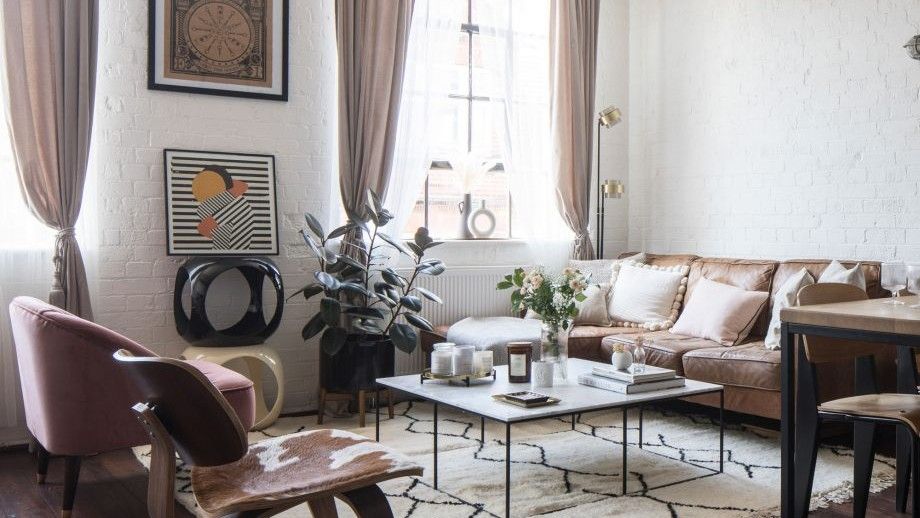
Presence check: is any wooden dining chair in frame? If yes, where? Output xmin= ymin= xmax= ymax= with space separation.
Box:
xmin=113 ymin=349 xmax=422 ymax=518
xmin=795 ymin=282 xmax=920 ymax=518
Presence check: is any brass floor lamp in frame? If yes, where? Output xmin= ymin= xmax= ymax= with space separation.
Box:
xmin=596 ymin=105 xmax=624 ymax=259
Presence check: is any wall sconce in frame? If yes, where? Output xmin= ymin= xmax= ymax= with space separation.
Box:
xmin=906 ymin=35 xmax=920 ymax=61
xmin=595 ymin=105 xmax=624 ymax=259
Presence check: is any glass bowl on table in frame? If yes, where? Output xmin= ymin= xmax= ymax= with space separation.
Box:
xmin=881 ymin=261 xmax=907 ymax=304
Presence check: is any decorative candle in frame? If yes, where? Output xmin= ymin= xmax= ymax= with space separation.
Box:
xmin=453 ymin=345 xmax=475 ymax=376
xmin=507 ymin=341 xmax=533 ymax=383
xmin=431 ymin=342 xmax=454 ymax=376
xmin=474 ymin=350 xmax=494 ymax=374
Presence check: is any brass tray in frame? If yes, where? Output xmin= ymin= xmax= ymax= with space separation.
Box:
xmin=420 ymin=368 xmax=496 ymax=387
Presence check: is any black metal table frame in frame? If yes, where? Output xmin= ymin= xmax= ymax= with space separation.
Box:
xmin=780 ymin=322 xmax=920 ymax=518
xmin=376 ymin=386 xmax=724 ymax=518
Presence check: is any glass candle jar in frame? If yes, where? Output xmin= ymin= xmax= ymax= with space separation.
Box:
xmin=453 ymin=345 xmax=475 ymax=376
xmin=431 ymin=342 xmax=455 ymax=376
xmin=473 ymin=350 xmax=494 ymax=374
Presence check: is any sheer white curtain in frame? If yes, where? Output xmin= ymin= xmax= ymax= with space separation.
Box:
xmin=387 ymin=0 xmax=464 ymax=236
xmin=478 ymin=0 xmax=571 ymax=247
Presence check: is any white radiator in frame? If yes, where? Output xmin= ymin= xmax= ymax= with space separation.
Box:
xmin=393 ymin=266 xmax=516 ymax=375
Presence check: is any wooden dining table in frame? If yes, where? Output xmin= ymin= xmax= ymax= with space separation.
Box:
xmin=780 ymin=295 xmax=920 ymax=517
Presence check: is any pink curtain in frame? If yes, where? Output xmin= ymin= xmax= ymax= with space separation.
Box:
xmin=550 ymin=0 xmax=599 ymax=260
xmin=335 ymin=0 xmax=414 ymax=253
xmin=0 ymin=0 xmax=98 ymax=318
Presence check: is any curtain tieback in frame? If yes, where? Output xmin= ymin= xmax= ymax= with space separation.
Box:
xmin=51 ymin=227 xmax=77 ymax=293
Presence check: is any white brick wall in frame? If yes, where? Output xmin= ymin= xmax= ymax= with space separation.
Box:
xmin=93 ymin=0 xmax=336 ymax=413
xmin=627 ymin=0 xmax=920 ymax=261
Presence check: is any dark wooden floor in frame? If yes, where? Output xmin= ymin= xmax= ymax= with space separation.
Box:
xmin=0 ymin=444 xmax=909 ymax=517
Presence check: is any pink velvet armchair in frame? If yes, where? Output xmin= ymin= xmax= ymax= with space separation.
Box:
xmin=8 ymin=296 xmax=256 ymax=518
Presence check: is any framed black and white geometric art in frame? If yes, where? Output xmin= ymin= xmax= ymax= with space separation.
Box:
xmin=164 ymin=149 xmax=279 ymax=256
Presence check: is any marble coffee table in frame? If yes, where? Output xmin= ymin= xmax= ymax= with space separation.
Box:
xmin=375 ymin=358 xmax=724 ymax=517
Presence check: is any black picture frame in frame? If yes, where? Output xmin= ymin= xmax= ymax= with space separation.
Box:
xmin=147 ymin=0 xmax=289 ymax=101
xmin=163 ymin=148 xmax=280 ymax=257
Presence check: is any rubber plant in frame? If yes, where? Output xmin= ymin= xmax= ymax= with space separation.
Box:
xmin=293 ymin=190 xmax=445 ymax=356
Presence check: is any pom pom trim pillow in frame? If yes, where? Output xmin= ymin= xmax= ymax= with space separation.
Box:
xmin=607 ymin=261 xmax=690 ymax=331
xmin=670 ymin=277 xmax=770 ymax=346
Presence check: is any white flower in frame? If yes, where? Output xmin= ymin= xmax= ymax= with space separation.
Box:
xmin=519 ymin=287 xmax=527 ymax=295
xmin=530 ymin=274 xmax=544 ymax=289
xmin=552 ymin=292 xmax=566 ymax=306
xmin=562 ymin=267 xmax=576 ymax=277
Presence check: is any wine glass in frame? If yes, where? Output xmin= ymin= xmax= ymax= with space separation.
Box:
xmin=907 ymin=264 xmax=920 ymax=308
xmin=881 ymin=261 xmax=907 ymax=304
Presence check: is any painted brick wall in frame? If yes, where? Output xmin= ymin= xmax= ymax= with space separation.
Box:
xmin=627 ymin=0 xmax=920 ymax=260
xmin=93 ymin=0 xmax=336 ymax=412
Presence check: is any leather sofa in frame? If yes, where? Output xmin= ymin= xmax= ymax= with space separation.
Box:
xmin=420 ymin=253 xmax=894 ymax=421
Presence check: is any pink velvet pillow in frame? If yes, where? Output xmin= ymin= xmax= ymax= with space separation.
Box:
xmin=669 ymin=277 xmax=769 ymax=346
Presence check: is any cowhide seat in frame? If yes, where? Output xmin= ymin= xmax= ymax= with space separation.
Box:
xmin=114 ymin=350 xmax=422 ymax=518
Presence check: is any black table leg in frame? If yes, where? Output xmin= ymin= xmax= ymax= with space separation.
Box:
xmin=481 ymin=416 xmax=485 ymax=443
xmin=896 ymin=346 xmax=917 ymax=513
xmin=571 ymin=413 xmax=576 ymax=430
xmin=506 ymin=423 xmax=511 ymax=517
xmin=375 ymin=387 xmax=380 ymax=442
xmin=719 ymin=390 xmax=724 ymax=473
xmin=622 ymin=407 xmax=628 ymax=495
xmin=639 ymin=406 xmax=644 ymax=449
xmin=780 ymin=322 xmax=795 ymax=518
xmin=433 ymin=402 xmax=438 ymax=490
xmin=794 ymin=341 xmax=821 ymax=518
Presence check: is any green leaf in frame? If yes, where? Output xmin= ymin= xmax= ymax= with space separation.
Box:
xmin=575 ymin=293 xmax=587 ymax=302
xmin=344 ymin=306 xmax=386 ymax=319
xmin=286 ymin=282 xmax=324 ymax=301
xmin=301 ymin=313 xmax=326 ymax=341
xmin=399 ymin=295 xmax=422 ymax=312
xmin=388 ymin=323 xmax=418 ymax=354
xmin=512 ymin=268 xmax=525 ymax=287
xmin=367 ymin=189 xmax=383 ymax=214
xmin=335 ymin=254 xmax=367 ymax=271
xmin=496 ymin=280 xmax=513 ymax=290
xmin=339 ymin=282 xmax=372 ymax=298
xmin=366 ymin=201 xmax=380 ymax=226
xmin=321 ymin=327 xmax=348 ymax=355
xmin=378 ymin=232 xmax=413 ymax=257
xmin=414 ymin=286 xmax=443 ymax=304
xmin=327 ymin=224 xmax=353 ymax=240
xmin=320 ymin=297 xmax=341 ymax=326
xmin=414 ymin=227 xmax=434 ymax=249
xmin=352 ymin=320 xmax=384 ymax=334
xmin=404 ymin=312 xmax=433 ymax=331
xmin=304 ymin=213 xmax=325 ymax=239
xmin=416 ymin=260 xmax=446 ymax=276
xmin=302 ymin=231 xmax=324 ymax=259
xmin=407 ymin=241 xmax=423 ymax=257
xmin=381 ymin=268 xmax=407 ymax=287
xmin=315 ymin=271 xmax=341 ymax=291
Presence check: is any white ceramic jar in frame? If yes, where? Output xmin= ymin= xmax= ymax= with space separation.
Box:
xmin=453 ymin=345 xmax=475 ymax=376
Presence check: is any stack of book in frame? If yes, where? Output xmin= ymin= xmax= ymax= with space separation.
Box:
xmin=577 ymin=364 xmax=685 ymax=394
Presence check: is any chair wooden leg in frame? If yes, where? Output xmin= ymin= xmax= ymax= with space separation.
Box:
xmin=307 ymin=496 xmax=339 ymax=518
xmin=852 ymin=421 xmax=876 ymax=518
xmin=35 ymin=442 xmax=49 ymax=484
xmin=317 ymin=388 xmax=327 ymax=425
xmin=62 ymin=456 xmax=81 ymax=518
xmin=358 ymin=390 xmax=366 ymax=428
xmin=387 ymin=389 xmax=394 ymax=419
xmin=339 ymin=484 xmax=394 ymax=518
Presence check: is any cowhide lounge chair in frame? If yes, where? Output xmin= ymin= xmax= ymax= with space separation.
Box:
xmin=114 ymin=349 xmax=422 ymax=518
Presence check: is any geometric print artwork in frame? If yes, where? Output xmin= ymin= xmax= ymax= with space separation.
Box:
xmin=164 ymin=149 xmax=278 ymax=255
xmin=134 ymin=402 xmax=896 ymax=517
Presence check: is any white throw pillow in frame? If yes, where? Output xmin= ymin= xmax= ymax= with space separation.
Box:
xmin=607 ymin=261 xmax=689 ymax=330
xmin=764 ymin=267 xmax=815 ymax=350
xmin=670 ymin=278 xmax=770 ymax=346
xmin=818 ymin=260 xmax=866 ymax=291
xmin=574 ymin=283 xmax=611 ymax=325
xmin=569 ymin=252 xmax=646 ymax=285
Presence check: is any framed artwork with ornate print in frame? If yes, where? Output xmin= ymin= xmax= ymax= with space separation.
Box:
xmin=148 ymin=0 xmax=288 ymax=101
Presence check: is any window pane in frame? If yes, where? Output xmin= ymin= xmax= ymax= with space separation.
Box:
xmin=470 ymin=100 xmax=502 ymax=159
xmin=426 ymin=168 xmax=463 ymax=239
xmin=429 ymin=97 xmax=468 ymax=158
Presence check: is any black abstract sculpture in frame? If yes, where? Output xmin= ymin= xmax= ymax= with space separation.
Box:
xmin=174 ymin=257 xmax=284 ymax=346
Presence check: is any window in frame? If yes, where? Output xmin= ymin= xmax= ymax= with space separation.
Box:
xmin=402 ymin=0 xmax=512 ymax=239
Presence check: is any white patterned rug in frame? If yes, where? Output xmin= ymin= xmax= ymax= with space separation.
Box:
xmin=134 ymin=402 xmax=895 ymax=517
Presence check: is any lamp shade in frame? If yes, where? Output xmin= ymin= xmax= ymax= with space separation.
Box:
xmin=602 ymin=179 xmax=624 ymax=199
xmin=598 ymin=105 xmax=622 ymax=128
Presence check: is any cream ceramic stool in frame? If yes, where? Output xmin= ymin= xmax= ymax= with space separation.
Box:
xmin=181 ymin=344 xmax=284 ymax=430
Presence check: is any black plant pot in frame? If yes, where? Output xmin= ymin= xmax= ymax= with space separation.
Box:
xmin=321 ymin=334 xmax=395 ymax=392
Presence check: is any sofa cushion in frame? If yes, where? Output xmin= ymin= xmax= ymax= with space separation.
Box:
xmin=682 ymin=342 xmax=780 ymax=391
xmin=569 ymin=252 xmax=645 ymax=284
xmin=608 ymin=262 xmax=689 ymax=330
xmin=618 ymin=252 xmax=699 ymax=268
xmin=686 ymin=257 xmax=778 ymax=337
xmin=772 ymin=260 xmax=882 ymax=301
xmin=569 ymin=326 xmax=643 ymax=362
xmin=601 ymin=331 xmax=719 ymax=374
xmin=670 ymin=278 xmax=769 ymax=346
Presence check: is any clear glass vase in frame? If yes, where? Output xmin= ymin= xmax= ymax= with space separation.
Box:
xmin=540 ymin=319 xmax=572 ymax=381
